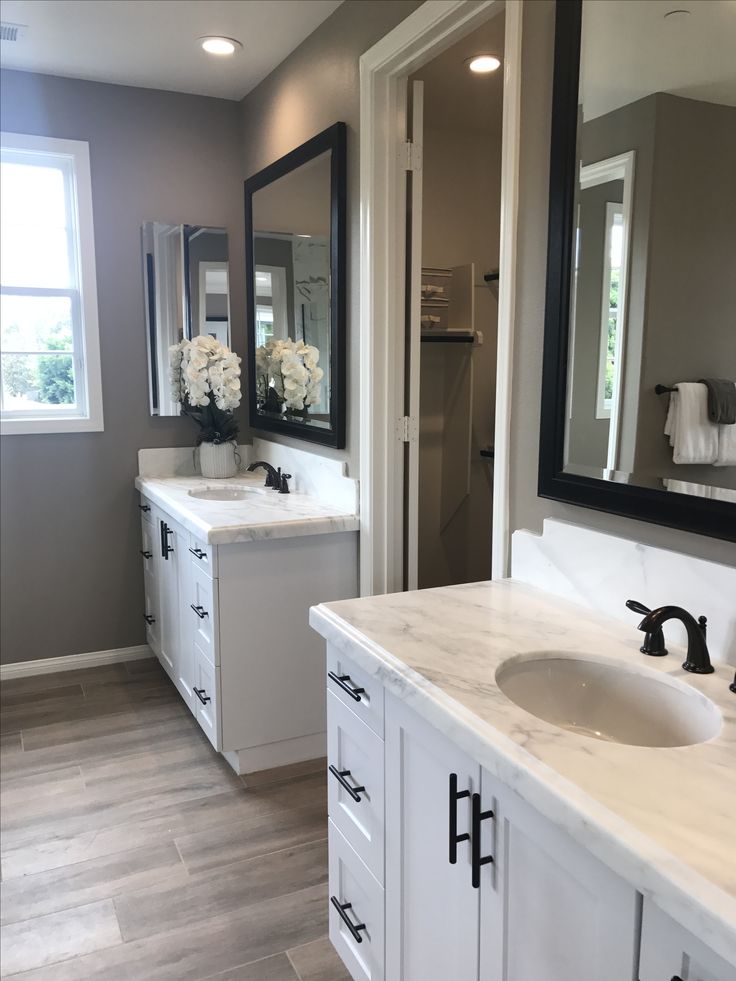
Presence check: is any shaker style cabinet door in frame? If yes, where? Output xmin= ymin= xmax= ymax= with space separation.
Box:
xmin=480 ymin=771 xmax=639 ymax=981
xmin=639 ymin=899 xmax=736 ymax=981
xmin=385 ymin=694 xmax=481 ymax=981
xmin=153 ymin=507 xmax=182 ymax=681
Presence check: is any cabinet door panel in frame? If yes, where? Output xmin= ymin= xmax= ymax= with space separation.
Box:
xmin=329 ymin=820 xmax=384 ymax=981
xmin=189 ymin=561 xmax=219 ymax=664
xmin=639 ymin=899 xmax=736 ymax=981
xmin=484 ymin=776 xmax=639 ymax=981
xmin=386 ymin=694 xmax=480 ymax=981
xmin=175 ymin=550 xmax=196 ymax=714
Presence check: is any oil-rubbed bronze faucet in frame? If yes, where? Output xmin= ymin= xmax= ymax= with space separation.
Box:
xmin=636 ymin=606 xmax=714 ymax=675
xmin=246 ymin=460 xmax=281 ymax=488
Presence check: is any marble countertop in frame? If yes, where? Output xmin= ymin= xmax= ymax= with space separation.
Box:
xmin=310 ymin=579 xmax=736 ymax=964
xmin=136 ymin=474 xmax=359 ymax=545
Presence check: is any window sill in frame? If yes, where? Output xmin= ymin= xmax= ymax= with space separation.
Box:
xmin=1 ymin=415 xmax=104 ymax=435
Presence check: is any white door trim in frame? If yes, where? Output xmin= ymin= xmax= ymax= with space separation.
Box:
xmin=359 ymin=0 xmax=523 ymax=595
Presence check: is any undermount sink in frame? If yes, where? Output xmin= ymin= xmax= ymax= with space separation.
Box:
xmin=495 ymin=654 xmax=722 ymax=747
xmin=188 ymin=487 xmax=255 ymax=502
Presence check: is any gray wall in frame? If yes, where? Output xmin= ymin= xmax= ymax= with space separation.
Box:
xmin=239 ymin=0 xmax=423 ymax=472
xmin=509 ymin=0 xmax=735 ymax=566
xmin=0 ymin=70 xmax=244 ymax=664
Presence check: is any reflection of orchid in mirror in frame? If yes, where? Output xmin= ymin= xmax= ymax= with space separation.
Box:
xmin=255 ymin=338 xmax=324 ymax=413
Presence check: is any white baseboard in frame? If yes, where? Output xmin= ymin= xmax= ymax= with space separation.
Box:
xmin=222 ymin=731 xmax=327 ymax=776
xmin=0 ymin=645 xmax=154 ymax=681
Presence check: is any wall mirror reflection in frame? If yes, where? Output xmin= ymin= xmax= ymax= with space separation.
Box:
xmin=540 ymin=0 xmax=736 ymax=540
xmin=245 ymin=122 xmax=346 ymax=448
xmin=142 ymin=221 xmax=230 ymax=416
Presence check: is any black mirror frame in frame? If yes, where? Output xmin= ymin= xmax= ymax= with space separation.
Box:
xmin=244 ymin=121 xmax=347 ymax=449
xmin=538 ymin=0 xmax=735 ymax=543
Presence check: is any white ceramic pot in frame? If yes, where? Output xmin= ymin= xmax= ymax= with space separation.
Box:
xmin=198 ymin=440 xmax=238 ymax=479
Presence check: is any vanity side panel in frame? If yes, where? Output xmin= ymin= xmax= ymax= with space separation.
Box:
xmin=217 ymin=531 xmax=358 ymax=758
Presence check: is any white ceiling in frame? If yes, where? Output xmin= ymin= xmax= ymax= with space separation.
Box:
xmin=410 ymin=12 xmax=505 ymax=132
xmin=581 ymin=0 xmax=736 ymax=120
xmin=0 ymin=0 xmax=343 ymax=101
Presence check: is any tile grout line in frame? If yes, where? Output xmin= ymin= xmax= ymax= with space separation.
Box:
xmin=174 ymin=833 xmax=329 ymax=878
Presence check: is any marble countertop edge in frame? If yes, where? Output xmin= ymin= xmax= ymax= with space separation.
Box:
xmin=309 ymin=601 xmax=736 ymax=963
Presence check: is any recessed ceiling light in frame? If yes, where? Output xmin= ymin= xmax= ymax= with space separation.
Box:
xmin=199 ymin=36 xmax=242 ymax=56
xmin=467 ymin=54 xmax=501 ymax=74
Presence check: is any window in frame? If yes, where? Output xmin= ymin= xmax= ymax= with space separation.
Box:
xmin=595 ymin=202 xmax=623 ymax=420
xmin=1 ymin=133 xmax=103 ymax=433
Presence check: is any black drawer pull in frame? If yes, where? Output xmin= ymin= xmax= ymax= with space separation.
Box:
xmin=330 ymin=896 xmax=367 ymax=944
xmin=328 ymin=671 xmax=365 ymax=702
xmin=189 ymin=547 xmax=207 ymax=560
xmin=471 ymin=792 xmax=494 ymax=888
xmin=671 ymin=977 xmax=684 ymax=981
xmin=143 ymin=614 xmax=156 ymax=625
xmin=329 ymin=764 xmax=366 ymax=802
xmin=138 ymin=504 xmax=151 ymax=512
xmin=193 ymin=687 xmax=211 ymax=705
xmin=190 ymin=604 xmax=209 ymax=619
xmin=449 ymin=772 xmax=471 ymax=864
xmin=140 ymin=550 xmax=152 ymax=559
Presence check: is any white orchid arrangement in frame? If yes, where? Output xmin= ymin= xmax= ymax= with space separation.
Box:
xmin=170 ymin=336 xmax=242 ymax=444
xmin=255 ymin=338 xmax=324 ymax=414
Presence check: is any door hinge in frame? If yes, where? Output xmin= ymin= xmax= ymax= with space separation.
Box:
xmin=401 ymin=140 xmax=423 ymax=173
xmin=397 ymin=415 xmax=419 ymax=443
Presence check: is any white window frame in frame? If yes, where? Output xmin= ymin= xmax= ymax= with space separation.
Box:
xmin=1 ymin=132 xmax=103 ymax=434
xmin=595 ymin=202 xmax=623 ymax=420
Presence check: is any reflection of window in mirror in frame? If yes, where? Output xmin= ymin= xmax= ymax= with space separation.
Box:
xmin=255 ymin=265 xmax=288 ymax=346
xmin=596 ymin=204 xmax=623 ymax=420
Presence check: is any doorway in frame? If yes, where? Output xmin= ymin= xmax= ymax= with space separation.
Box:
xmin=358 ymin=0 xmax=522 ymax=596
xmin=405 ymin=15 xmax=505 ymax=590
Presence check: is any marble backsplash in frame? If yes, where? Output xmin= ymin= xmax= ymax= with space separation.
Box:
xmin=511 ymin=519 xmax=736 ymax=666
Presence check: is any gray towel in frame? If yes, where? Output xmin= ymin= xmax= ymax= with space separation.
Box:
xmin=698 ymin=378 xmax=736 ymax=425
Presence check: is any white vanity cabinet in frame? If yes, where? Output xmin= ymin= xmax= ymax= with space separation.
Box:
xmin=140 ymin=494 xmax=358 ymax=771
xmin=325 ymin=647 xmax=643 ymax=981
xmin=639 ymin=901 xmax=736 ymax=981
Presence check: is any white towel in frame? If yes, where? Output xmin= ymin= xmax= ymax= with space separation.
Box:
xmin=715 ymin=420 xmax=736 ymax=466
xmin=664 ymin=479 xmax=711 ymax=498
xmin=664 ymin=383 xmax=719 ymax=464
xmin=711 ymin=486 xmax=736 ymax=503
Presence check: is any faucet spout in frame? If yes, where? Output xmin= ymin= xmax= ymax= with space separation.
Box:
xmin=246 ymin=460 xmax=281 ymax=489
xmin=637 ymin=606 xmax=714 ymax=675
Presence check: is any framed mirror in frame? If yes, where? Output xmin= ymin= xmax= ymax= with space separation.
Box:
xmin=245 ymin=122 xmax=346 ymax=448
xmin=539 ymin=0 xmax=736 ymax=541
xmin=142 ymin=222 xmax=231 ymax=416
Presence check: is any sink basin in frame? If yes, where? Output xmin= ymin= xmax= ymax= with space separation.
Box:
xmin=495 ymin=654 xmax=721 ymax=747
xmin=188 ymin=487 xmax=254 ymax=502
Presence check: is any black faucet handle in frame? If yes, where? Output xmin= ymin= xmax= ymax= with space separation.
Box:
xmin=627 ymin=599 xmax=668 ymax=657
xmin=279 ymin=473 xmax=292 ymax=494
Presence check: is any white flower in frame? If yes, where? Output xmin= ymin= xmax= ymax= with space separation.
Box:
xmin=169 ymin=337 xmax=242 ymax=410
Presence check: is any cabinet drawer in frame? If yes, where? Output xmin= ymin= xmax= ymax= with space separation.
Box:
xmin=138 ymin=496 xmax=153 ymax=524
xmin=329 ymin=819 xmax=384 ymax=981
xmin=328 ymin=692 xmax=385 ymax=884
xmin=193 ymin=643 xmax=220 ymax=750
xmin=188 ymin=560 xmax=219 ymax=665
xmin=327 ymin=645 xmax=384 ymax=738
xmin=187 ymin=534 xmax=217 ymax=578
xmin=639 ymin=900 xmax=735 ymax=981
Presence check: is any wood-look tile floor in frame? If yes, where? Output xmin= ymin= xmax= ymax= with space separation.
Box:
xmin=0 ymin=658 xmax=349 ymax=981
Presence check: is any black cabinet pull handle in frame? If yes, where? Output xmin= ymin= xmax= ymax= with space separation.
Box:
xmin=449 ymin=772 xmax=471 ymax=864
xmin=138 ymin=504 xmax=151 ymax=512
xmin=188 ymin=547 xmax=207 ymax=560
xmin=330 ymin=896 xmax=367 ymax=943
xmin=328 ymin=671 xmax=365 ymax=702
xmin=190 ymin=604 xmax=209 ymax=619
xmin=143 ymin=614 xmax=156 ymax=625
xmin=193 ymin=687 xmax=211 ymax=705
xmin=671 ymin=976 xmax=684 ymax=981
xmin=329 ymin=764 xmax=366 ymax=802
xmin=471 ymin=792 xmax=494 ymax=888
xmin=140 ymin=550 xmax=152 ymax=559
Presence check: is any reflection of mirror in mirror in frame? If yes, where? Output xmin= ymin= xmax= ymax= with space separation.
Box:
xmin=565 ymin=0 xmax=736 ymax=502
xmin=142 ymin=222 xmax=230 ymax=416
xmin=251 ymin=150 xmax=331 ymax=430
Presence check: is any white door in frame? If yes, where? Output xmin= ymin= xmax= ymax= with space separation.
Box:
xmin=403 ymin=79 xmax=424 ymax=591
xmin=385 ymin=693 xmax=480 ymax=981
xmin=481 ymin=769 xmax=639 ymax=981
xmin=155 ymin=509 xmax=180 ymax=680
